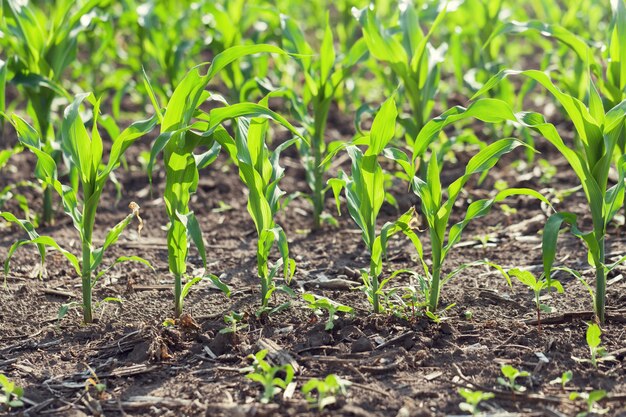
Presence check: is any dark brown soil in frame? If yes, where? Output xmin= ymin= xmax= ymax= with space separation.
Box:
xmin=1 ymin=110 xmax=625 ymax=417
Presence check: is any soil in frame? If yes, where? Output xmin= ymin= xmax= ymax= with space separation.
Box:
xmin=1 ymin=100 xmax=626 ymax=417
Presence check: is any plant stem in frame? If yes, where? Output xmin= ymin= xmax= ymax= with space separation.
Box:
xmin=174 ymin=274 xmax=182 ymax=318
xmin=81 ymin=240 xmax=93 ymax=323
xmin=81 ymin=187 xmax=99 ymax=324
xmin=428 ymin=265 xmax=442 ymax=312
xmin=42 ymin=184 xmax=53 ymax=225
xmin=260 ymin=276 xmax=269 ymax=308
xmin=595 ymin=238 xmax=606 ymax=323
xmin=370 ymin=260 xmax=380 ymax=313
xmin=311 ymin=98 xmax=330 ymax=230
xmin=536 ymin=308 xmax=541 ymax=333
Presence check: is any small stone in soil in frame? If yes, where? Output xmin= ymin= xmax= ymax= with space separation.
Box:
xmin=351 ymin=336 xmax=373 ymax=353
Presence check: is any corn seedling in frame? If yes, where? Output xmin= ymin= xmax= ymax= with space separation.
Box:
xmin=0 ymin=374 xmax=23 ymax=410
xmin=497 ymin=365 xmax=529 ymax=393
xmin=355 ymin=2 xmax=448 ymax=137
xmin=232 ymin=110 xmax=302 ymax=309
xmin=281 ymin=14 xmax=367 ymax=229
xmin=569 ymin=390 xmax=609 ymax=417
xmin=457 ymin=388 xmax=494 ymax=416
xmin=400 ymin=139 xmax=549 ymax=313
xmin=422 ymin=75 xmax=626 ymax=324
xmin=245 ymin=349 xmax=294 ymax=404
xmin=146 ymin=45 xmax=302 ymax=316
xmin=508 ymin=268 xmax=564 ymax=331
xmin=302 ymin=374 xmax=350 ymax=411
xmin=476 ymin=70 xmax=626 ymax=324
xmin=328 ymin=98 xmax=418 ymax=313
xmin=1 ymin=0 xmax=105 ymax=223
xmin=302 ymin=293 xmax=354 ymax=331
xmin=1 ymin=93 xmax=154 ymax=323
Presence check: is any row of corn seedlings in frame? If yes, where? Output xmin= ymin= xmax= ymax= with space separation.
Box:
xmin=0 ymin=0 xmax=624 ymax=326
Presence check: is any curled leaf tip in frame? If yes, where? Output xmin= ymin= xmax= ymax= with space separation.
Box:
xmin=129 ymin=202 xmax=143 ymax=235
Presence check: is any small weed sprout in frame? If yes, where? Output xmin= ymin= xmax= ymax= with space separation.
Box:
xmin=549 ymin=370 xmax=573 ymax=389
xmin=569 ymin=390 xmax=609 ymax=417
xmin=458 ymin=388 xmax=494 ymax=416
xmin=508 ymin=268 xmax=564 ymax=330
xmin=0 ymin=374 xmax=23 ymax=410
xmin=245 ymin=350 xmax=294 ymax=404
xmin=220 ymin=311 xmax=248 ymax=336
xmin=586 ymin=323 xmax=607 ymax=368
xmin=302 ymin=294 xmax=354 ymax=330
xmin=302 ymin=374 xmax=350 ymax=410
xmin=497 ymin=365 xmax=530 ymax=392
xmin=84 ymin=364 xmax=106 ymax=398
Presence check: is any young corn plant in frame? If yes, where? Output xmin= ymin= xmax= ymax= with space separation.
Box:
xmin=146 ymin=45 xmax=302 ymax=316
xmin=389 ymin=139 xmax=549 ymax=313
xmin=231 ymin=106 xmax=298 ymax=309
xmin=1 ymin=94 xmax=155 ymax=323
xmin=280 ymin=14 xmax=367 ymax=229
xmin=473 ymin=70 xmax=626 ymax=323
xmin=356 ymin=1 xmax=448 ymax=138
xmin=329 ymin=98 xmax=417 ymax=313
xmin=1 ymin=0 xmax=106 ymax=223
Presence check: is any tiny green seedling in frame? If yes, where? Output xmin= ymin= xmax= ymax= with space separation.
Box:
xmin=0 ymin=374 xmax=24 ymax=409
xmin=425 ymin=303 xmax=456 ymax=324
xmin=458 ymin=388 xmax=494 ymax=416
xmin=538 ymin=159 xmax=557 ymax=184
xmin=500 ymin=204 xmax=518 ymax=217
xmin=220 ymin=311 xmax=248 ymax=336
xmin=549 ymin=370 xmax=573 ymax=389
xmin=255 ymin=302 xmax=292 ymax=319
xmin=569 ymin=390 xmax=608 ymax=417
xmin=84 ymin=364 xmax=106 ymax=398
xmin=383 ymin=282 xmax=427 ymax=321
xmin=508 ymin=268 xmax=564 ymax=330
xmin=585 ymin=323 xmax=611 ymax=368
xmin=302 ymin=374 xmax=350 ymax=411
xmin=497 ymin=365 xmax=530 ymax=392
xmin=302 ymin=293 xmax=354 ymax=330
xmin=245 ymin=349 xmax=294 ymax=404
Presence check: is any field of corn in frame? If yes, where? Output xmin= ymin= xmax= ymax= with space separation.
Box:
xmin=1 ymin=0 xmax=626 ymax=416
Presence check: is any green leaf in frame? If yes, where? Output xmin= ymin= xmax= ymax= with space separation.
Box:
xmin=358 ymin=8 xmax=407 ymax=65
xmin=509 ymin=268 xmax=537 ymax=288
xmin=368 ymin=98 xmax=397 ymax=156
xmin=586 ymin=323 xmax=601 ymax=349
xmin=319 ymin=14 xmax=335 ymax=83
